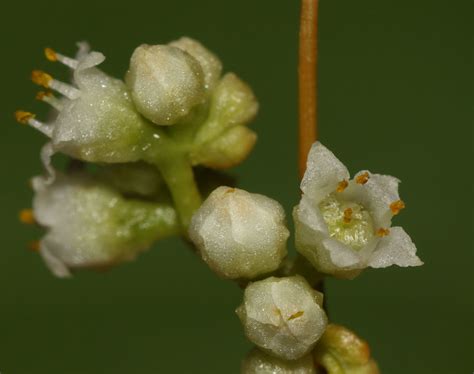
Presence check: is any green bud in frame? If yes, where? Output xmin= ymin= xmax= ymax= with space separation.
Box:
xmin=242 ymin=347 xmax=316 ymax=374
xmin=190 ymin=125 xmax=257 ymax=169
xmin=126 ymin=44 xmax=205 ymax=125
xmin=313 ymin=324 xmax=380 ymax=374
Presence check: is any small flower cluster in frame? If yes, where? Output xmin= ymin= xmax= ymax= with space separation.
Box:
xmin=17 ymin=38 xmax=423 ymax=371
xmin=187 ymin=141 xmax=422 ymax=371
xmin=17 ymin=38 xmax=258 ymax=276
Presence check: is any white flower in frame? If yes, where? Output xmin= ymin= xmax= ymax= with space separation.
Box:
xmin=32 ymin=173 xmax=179 ymax=278
xmin=236 ymin=276 xmax=328 ymax=360
xmin=294 ymin=142 xmax=423 ymax=279
xmin=189 ymin=186 xmax=289 ymax=279
xmin=126 ymin=44 xmax=206 ymax=125
xmin=16 ymin=44 xmax=156 ymax=164
xmin=242 ymin=347 xmax=316 ymax=374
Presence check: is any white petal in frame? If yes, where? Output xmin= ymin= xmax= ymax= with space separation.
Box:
xmin=39 ymin=242 xmax=71 ymax=278
xmin=341 ymin=171 xmax=400 ymax=228
xmin=322 ymin=238 xmax=362 ymax=268
xmin=368 ymin=227 xmax=423 ymax=268
xmin=301 ymin=142 xmax=349 ymax=203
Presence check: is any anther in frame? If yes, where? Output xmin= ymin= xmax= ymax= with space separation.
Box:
xmin=356 ymin=172 xmax=370 ymax=185
xmin=336 ymin=179 xmax=349 ymax=192
xmin=31 ymin=70 xmax=52 ymax=88
xmin=14 ymin=110 xmax=52 ymax=137
xmin=343 ymin=208 xmax=353 ymax=224
xmin=44 ymin=47 xmax=79 ymax=69
xmin=36 ymin=91 xmax=63 ymax=111
xmin=15 ymin=110 xmax=35 ymax=124
xmin=287 ymin=311 xmax=304 ymax=321
xmin=390 ymin=200 xmax=405 ymax=215
xmin=376 ymin=228 xmax=390 ymax=237
xmin=19 ymin=209 xmax=36 ymax=225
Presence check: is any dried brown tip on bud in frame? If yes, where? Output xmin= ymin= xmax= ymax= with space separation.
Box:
xmin=356 ymin=172 xmax=370 ymax=185
xmin=376 ymin=228 xmax=390 ymax=237
xmin=336 ymin=179 xmax=348 ymax=192
xmin=31 ymin=70 xmax=52 ymax=88
xmin=44 ymin=47 xmax=57 ymax=62
xmin=19 ymin=209 xmax=36 ymax=225
xmin=14 ymin=110 xmax=35 ymax=124
xmin=390 ymin=200 xmax=405 ymax=215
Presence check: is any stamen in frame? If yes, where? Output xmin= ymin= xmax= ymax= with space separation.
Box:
xmin=31 ymin=70 xmax=52 ymax=88
xmin=28 ymin=240 xmax=40 ymax=252
xmin=376 ymin=228 xmax=390 ymax=237
xmin=288 ymin=311 xmax=304 ymax=321
xmin=44 ymin=47 xmax=79 ymax=69
xmin=32 ymin=70 xmax=80 ymax=99
xmin=19 ymin=209 xmax=36 ymax=225
xmin=343 ymin=208 xmax=353 ymax=224
xmin=15 ymin=110 xmax=35 ymax=124
xmin=14 ymin=110 xmax=53 ymax=137
xmin=356 ymin=172 xmax=370 ymax=185
xmin=390 ymin=200 xmax=405 ymax=215
xmin=36 ymin=91 xmax=63 ymax=111
xmin=336 ymin=179 xmax=348 ymax=192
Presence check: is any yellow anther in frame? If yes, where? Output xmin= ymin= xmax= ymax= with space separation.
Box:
xmin=14 ymin=110 xmax=35 ymax=124
xmin=28 ymin=240 xmax=40 ymax=252
xmin=343 ymin=208 xmax=353 ymax=224
xmin=19 ymin=209 xmax=36 ymax=225
xmin=376 ymin=228 xmax=390 ymax=237
xmin=31 ymin=70 xmax=52 ymax=88
xmin=287 ymin=311 xmax=304 ymax=321
xmin=225 ymin=188 xmax=236 ymax=194
xmin=44 ymin=47 xmax=58 ymax=62
xmin=390 ymin=200 xmax=406 ymax=215
xmin=355 ymin=172 xmax=370 ymax=185
xmin=336 ymin=179 xmax=349 ymax=193
xmin=35 ymin=91 xmax=53 ymax=101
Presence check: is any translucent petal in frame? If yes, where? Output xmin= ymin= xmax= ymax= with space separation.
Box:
xmin=39 ymin=242 xmax=71 ymax=278
xmin=301 ymin=142 xmax=349 ymax=203
xmin=189 ymin=187 xmax=289 ymax=279
xmin=241 ymin=347 xmax=316 ymax=374
xmin=368 ymin=227 xmax=423 ymax=268
xmin=236 ymin=276 xmax=327 ymax=360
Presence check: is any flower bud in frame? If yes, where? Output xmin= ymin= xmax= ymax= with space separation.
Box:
xmin=236 ymin=276 xmax=328 ymax=360
xmin=313 ymin=324 xmax=380 ymax=374
xmin=169 ymin=37 xmax=222 ymax=93
xmin=32 ymin=173 xmax=179 ymax=277
xmin=190 ymin=125 xmax=257 ymax=169
xmin=242 ymin=347 xmax=316 ymax=374
xmin=189 ymin=187 xmax=289 ymax=279
xmin=126 ymin=44 xmax=205 ymax=125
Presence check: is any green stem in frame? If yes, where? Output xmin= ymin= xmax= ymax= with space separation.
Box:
xmin=150 ymin=152 xmax=202 ymax=229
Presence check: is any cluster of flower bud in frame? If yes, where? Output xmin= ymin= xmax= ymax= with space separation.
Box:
xmin=17 ymin=38 xmax=259 ymax=276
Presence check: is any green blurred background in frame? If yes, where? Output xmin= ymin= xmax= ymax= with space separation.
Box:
xmin=0 ymin=0 xmax=471 ymax=372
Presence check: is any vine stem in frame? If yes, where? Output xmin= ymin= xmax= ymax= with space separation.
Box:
xmin=298 ymin=0 xmax=319 ymax=179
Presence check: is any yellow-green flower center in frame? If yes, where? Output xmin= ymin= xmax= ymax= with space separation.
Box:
xmin=319 ymin=194 xmax=374 ymax=250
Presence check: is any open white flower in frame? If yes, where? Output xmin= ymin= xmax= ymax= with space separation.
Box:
xmin=236 ymin=276 xmax=327 ymax=360
xmin=16 ymin=43 xmax=157 ymax=164
xmin=31 ymin=173 xmax=179 ymax=278
xmin=294 ymin=142 xmax=423 ymax=279
xmin=189 ymin=186 xmax=289 ymax=279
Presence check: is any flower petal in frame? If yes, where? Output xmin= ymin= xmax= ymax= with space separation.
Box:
xmin=39 ymin=242 xmax=71 ymax=278
xmin=301 ymin=142 xmax=350 ymax=203
xmin=368 ymin=227 xmax=423 ymax=268
xmin=342 ymin=171 xmax=400 ymax=228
